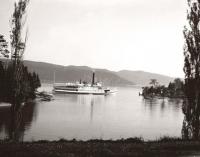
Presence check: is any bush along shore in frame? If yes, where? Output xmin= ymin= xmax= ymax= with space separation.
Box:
xmin=141 ymin=78 xmax=185 ymax=99
xmin=1 ymin=137 xmax=200 ymax=157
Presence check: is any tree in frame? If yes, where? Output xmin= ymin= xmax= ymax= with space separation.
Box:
xmin=0 ymin=0 xmax=41 ymax=106
xmin=0 ymin=35 xmax=10 ymax=101
xmin=0 ymin=34 xmax=10 ymax=58
xmin=10 ymin=0 xmax=29 ymax=62
xmin=174 ymin=78 xmax=183 ymax=89
xmin=182 ymin=0 xmax=200 ymax=139
xmin=0 ymin=0 xmax=41 ymax=142
xmin=168 ymin=78 xmax=184 ymax=97
xmin=149 ymin=79 xmax=158 ymax=87
xmin=10 ymin=0 xmax=29 ymax=107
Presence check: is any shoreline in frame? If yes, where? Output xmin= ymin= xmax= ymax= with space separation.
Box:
xmin=1 ymin=138 xmax=200 ymax=157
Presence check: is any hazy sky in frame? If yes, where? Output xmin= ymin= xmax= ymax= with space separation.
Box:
xmin=0 ymin=0 xmax=187 ymax=77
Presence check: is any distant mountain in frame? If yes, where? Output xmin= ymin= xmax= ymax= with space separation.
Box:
xmin=117 ymin=70 xmax=174 ymax=86
xmin=23 ymin=60 xmax=133 ymax=86
xmin=1 ymin=59 xmax=175 ymax=86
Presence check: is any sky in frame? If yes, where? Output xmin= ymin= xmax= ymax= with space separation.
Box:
xmin=0 ymin=0 xmax=187 ymax=77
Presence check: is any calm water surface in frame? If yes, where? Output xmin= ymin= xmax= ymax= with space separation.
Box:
xmin=0 ymin=84 xmax=184 ymax=141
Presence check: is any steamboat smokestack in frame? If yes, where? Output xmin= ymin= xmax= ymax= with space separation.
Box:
xmin=92 ymin=71 xmax=95 ymax=86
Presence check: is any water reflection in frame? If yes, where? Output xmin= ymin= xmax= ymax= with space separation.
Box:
xmin=90 ymin=98 xmax=94 ymax=122
xmin=168 ymin=99 xmax=183 ymax=114
xmin=0 ymin=86 xmax=185 ymax=141
xmin=0 ymin=101 xmax=37 ymax=141
xmin=143 ymin=97 xmax=183 ymax=117
xmin=77 ymin=95 xmax=105 ymax=123
xmin=142 ymin=98 xmax=159 ymax=115
xmin=160 ymin=99 xmax=166 ymax=112
xmin=52 ymin=93 xmax=105 ymax=123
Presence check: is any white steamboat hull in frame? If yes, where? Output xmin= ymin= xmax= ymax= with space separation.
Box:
xmin=53 ymin=89 xmax=116 ymax=95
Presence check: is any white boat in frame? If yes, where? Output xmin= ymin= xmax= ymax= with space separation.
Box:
xmin=53 ymin=72 xmax=116 ymax=95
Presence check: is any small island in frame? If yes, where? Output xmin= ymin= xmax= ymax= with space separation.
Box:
xmin=141 ymin=78 xmax=185 ymax=98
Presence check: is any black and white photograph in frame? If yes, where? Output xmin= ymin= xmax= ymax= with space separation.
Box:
xmin=0 ymin=0 xmax=200 ymax=156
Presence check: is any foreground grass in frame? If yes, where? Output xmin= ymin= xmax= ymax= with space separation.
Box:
xmin=1 ymin=137 xmax=200 ymax=157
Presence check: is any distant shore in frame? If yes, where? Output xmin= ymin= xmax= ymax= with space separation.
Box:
xmin=1 ymin=138 xmax=200 ymax=157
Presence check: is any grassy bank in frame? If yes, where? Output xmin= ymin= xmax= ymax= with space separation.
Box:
xmin=1 ymin=138 xmax=200 ymax=157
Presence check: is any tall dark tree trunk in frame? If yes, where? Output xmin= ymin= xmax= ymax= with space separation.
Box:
xmin=182 ymin=0 xmax=200 ymax=139
xmin=10 ymin=0 xmax=29 ymax=107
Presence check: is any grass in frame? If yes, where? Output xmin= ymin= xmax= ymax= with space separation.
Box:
xmin=1 ymin=137 xmax=200 ymax=157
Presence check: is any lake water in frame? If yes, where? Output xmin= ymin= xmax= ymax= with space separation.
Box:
xmin=0 ymin=84 xmax=184 ymax=141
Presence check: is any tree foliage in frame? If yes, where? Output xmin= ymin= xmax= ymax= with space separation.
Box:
xmin=0 ymin=62 xmax=41 ymax=104
xmin=182 ymin=0 xmax=200 ymax=140
xmin=0 ymin=0 xmax=41 ymax=142
xmin=142 ymin=78 xmax=184 ymax=98
xmin=11 ymin=0 xmax=29 ymax=62
xmin=9 ymin=0 xmax=30 ymax=108
xmin=0 ymin=0 xmax=41 ymax=107
xmin=0 ymin=35 xmax=9 ymax=100
xmin=0 ymin=35 xmax=9 ymax=58
xmin=149 ymin=79 xmax=158 ymax=87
